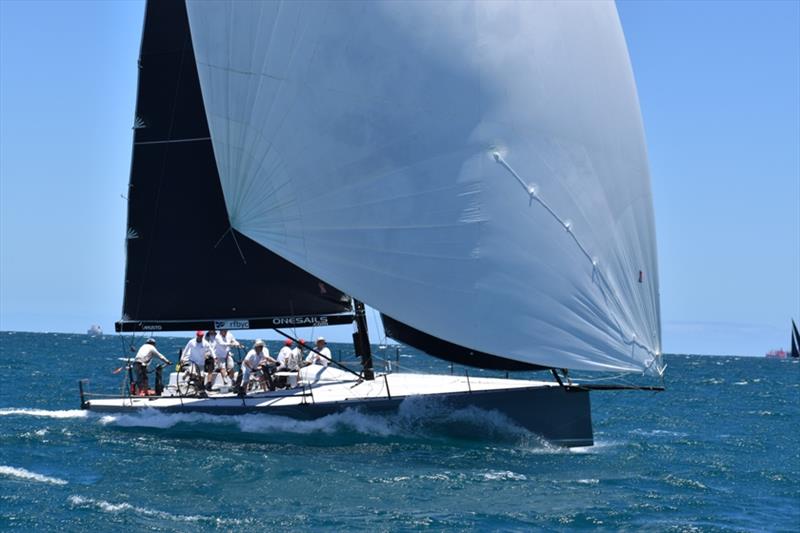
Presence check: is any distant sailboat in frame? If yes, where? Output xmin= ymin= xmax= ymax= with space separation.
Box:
xmin=765 ymin=320 xmax=799 ymax=359
xmin=79 ymin=0 xmax=665 ymax=447
xmin=87 ymin=325 xmax=102 ymax=337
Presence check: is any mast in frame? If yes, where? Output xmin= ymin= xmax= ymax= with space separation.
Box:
xmin=353 ymin=300 xmax=375 ymax=380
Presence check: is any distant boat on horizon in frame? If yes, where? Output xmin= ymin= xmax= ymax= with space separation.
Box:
xmin=765 ymin=319 xmax=799 ymax=359
xmin=87 ymin=325 xmax=102 ymax=337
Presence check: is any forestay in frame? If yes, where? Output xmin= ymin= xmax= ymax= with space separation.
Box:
xmin=185 ymin=0 xmax=663 ymax=374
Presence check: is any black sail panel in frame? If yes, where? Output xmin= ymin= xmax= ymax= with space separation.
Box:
xmin=120 ymin=0 xmax=350 ymax=329
xmin=792 ymin=320 xmax=799 ymax=358
xmin=381 ymin=314 xmax=549 ymax=371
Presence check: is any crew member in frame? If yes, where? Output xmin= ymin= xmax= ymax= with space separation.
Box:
xmin=305 ymin=337 xmax=331 ymax=367
xmin=133 ymin=338 xmax=171 ymax=395
xmin=211 ymin=329 xmax=240 ymax=385
xmin=203 ymin=329 xmax=218 ymax=390
xmin=295 ymin=339 xmax=307 ymax=366
xmin=181 ymin=330 xmax=213 ymax=388
xmin=277 ymin=339 xmax=299 ymax=371
xmin=239 ymin=339 xmax=277 ymax=396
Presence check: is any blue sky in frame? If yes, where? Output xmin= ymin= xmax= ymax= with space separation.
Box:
xmin=0 ymin=1 xmax=798 ymax=356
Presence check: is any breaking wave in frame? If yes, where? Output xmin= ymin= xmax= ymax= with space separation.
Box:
xmin=0 ymin=402 xmax=567 ymax=448
xmin=98 ymin=408 xmax=395 ymax=437
xmin=95 ymin=397 xmax=551 ymax=446
xmin=68 ymin=496 xmax=247 ymax=525
xmin=0 ymin=465 xmax=68 ymax=485
xmin=0 ymin=408 xmax=88 ymax=419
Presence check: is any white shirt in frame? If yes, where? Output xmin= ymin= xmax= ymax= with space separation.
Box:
xmin=277 ymin=346 xmax=301 ymax=370
xmin=212 ymin=332 xmax=237 ymax=361
xmin=134 ymin=344 xmax=168 ymax=366
xmin=292 ymin=346 xmax=304 ymax=360
xmin=182 ymin=338 xmax=212 ymax=366
xmin=243 ymin=348 xmax=269 ymax=370
xmin=305 ymin=346 xmax=331 ymax=367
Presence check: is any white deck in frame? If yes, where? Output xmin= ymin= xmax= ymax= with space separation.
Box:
xmin=86 ymin=365 xmax=557 ymax=411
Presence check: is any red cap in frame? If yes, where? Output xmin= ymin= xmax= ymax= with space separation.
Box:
xmin=195 ymin=330 xmax=204 ymax=337
xmin=299 ymin=339 xmax=306 ymax=345
xmin=284 ymin=339 xmax=293 ymax=346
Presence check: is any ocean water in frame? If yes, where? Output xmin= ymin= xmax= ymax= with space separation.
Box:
xmin=0 ymin=332 xmax=798 ymax=531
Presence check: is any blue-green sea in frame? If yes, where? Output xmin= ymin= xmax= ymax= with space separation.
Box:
xmin=1 ymin=331 xmax=798 ymax=531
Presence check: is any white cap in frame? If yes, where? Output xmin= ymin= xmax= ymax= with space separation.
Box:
xmin=254 ymin=339 xmax=265 ymax=348
xmin=317 ymin=336 xmax=325 ymax=343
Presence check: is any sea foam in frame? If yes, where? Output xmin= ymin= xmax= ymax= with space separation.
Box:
xmin=0 ymin=408 xmax=88 ymax=419
xmin=94 ymin=398 xmax=540 ymax=443
xmin=97 ymin=408 xmax=396 ymax=436
xmin=68 ymin=496 xmax=246 ymax=525
xmin=0 ymin=465 xmax=68 ymax=485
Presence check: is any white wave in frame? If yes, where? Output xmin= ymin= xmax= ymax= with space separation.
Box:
xmin=97 ymin=400 xmax=528 ymax=440
xmin=0 ymin=465 xmax=68 ymax=485
xmin=630 ymin=429 xmax=689 ymax=438
xmin=564 ymin=439 xmax=622 ymax=455
xmin=481 ymin=470 xmax=527 ymax=481
xmin=420 ymin=472 xmax=461 ymax=482
xmin=0 ymin=408 xmax=87 ymax=419
xmin=98 ymin=408 xmax=396 ymax=436
xmin=238 ymin=409 xmax=395 ymax=436
xmin=93 ymin=398 xmax=563 ymax=447
xmin=577 ymin=478 xmax=600 ymax=484
xmin=20 ymin=428 xmax=50 ymax=440
xmin=664 ymin=474 xmax=707 ymax=490
xmin=68 ymin=496 xmax=244 ymax=525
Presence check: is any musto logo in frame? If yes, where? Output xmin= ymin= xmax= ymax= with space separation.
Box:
xmin=271 ymin=316 xmax=329 ymax=327
xmin=215 ymin=320 xmax=250 ymax=330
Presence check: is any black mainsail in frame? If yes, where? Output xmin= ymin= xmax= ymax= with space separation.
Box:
xmin=792 ymin=320 xmax=799 ymax=358
xmin=118 ymin=0 xmax=351 ymax=332
xmin=381 ymin=314 xmax=547 ymax=371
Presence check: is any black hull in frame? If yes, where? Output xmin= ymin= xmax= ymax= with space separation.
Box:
xmin=86 ymin=386 xmax=593 ymax=447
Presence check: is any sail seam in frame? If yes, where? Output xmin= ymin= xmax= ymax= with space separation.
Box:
xmin=492 ymin=152 xmax=662 ymax=375
xmin=134 ymin=136 xmax=211 ymax=145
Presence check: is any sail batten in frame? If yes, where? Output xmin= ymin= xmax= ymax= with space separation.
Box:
xmin=185 ymin=0 xmax=662 ymax=374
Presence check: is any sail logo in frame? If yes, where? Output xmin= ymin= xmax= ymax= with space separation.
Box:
xmin=271 ymin=316 xmax=329 ymax=327
xmin=142 ymin=325 xmax=163 ymax=331
xmin=215 ymin=320 xmax=250 ymax=330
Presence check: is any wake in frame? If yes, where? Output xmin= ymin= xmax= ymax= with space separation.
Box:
xmin=96 ymin=397 xmax=552 ymax=447
xmin=0 ymin=408 xmax=88 ymax=419
xmin=0 ymin=401 xmax=569 ymax=449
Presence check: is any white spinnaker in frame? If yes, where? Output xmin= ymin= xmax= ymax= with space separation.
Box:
xmin=186 ymin=0 xmax=662 ymax=374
